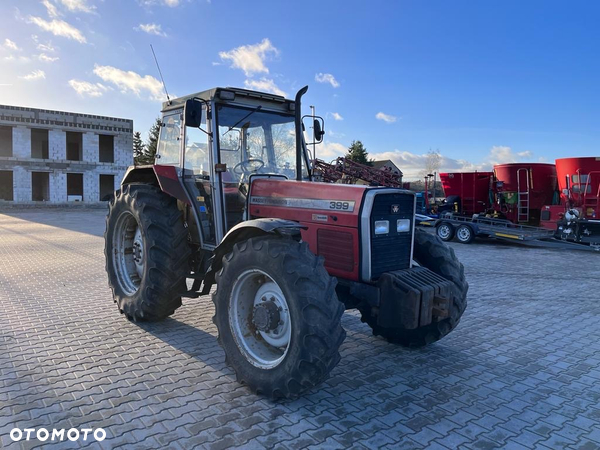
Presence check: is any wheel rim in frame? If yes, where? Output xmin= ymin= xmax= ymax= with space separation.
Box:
xmin=457 ymin=227 xmax=471 ymax=241
xmin=112 ymin=211 xmax=143 ymax=296
xmin=438 ymin=225 xmax=451 ymax=239
xmin=229 ymin=269 xmax=291 ymax=369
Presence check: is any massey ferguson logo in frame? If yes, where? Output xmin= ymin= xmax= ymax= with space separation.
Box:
xmin=391 ymin=204 xmax=400 ymax=214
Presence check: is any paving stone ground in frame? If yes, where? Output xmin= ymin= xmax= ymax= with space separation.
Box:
xmin=0 ymin=209 xmax=599 ymax=450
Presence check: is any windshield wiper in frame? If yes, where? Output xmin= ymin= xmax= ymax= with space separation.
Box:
xmin=223 ymin=105 xmax=262 ymax=135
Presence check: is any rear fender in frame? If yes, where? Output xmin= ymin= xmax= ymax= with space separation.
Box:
xmin=121 ymin=165 xmax=190 ymax=205
xmin=200 ymin=219 xmax=306 ymax=294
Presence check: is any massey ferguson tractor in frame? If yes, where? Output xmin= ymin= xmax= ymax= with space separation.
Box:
xmin=104 ymin=86 xmax=468 ymax=398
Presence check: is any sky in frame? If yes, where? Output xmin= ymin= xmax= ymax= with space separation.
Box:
xmin=1 ymin=0 xmax=599 ymax=180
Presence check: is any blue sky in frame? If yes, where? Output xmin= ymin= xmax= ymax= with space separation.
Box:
xmin=1 ymin=0 xmax=599 ymax=179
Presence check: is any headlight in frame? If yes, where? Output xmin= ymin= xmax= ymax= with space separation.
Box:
xmin=374 ymin=220 xmax=389 ymax=235
xmin=397 ymin=219 xmax=411 ymax=232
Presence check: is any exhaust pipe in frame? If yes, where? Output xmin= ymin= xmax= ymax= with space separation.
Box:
xmin=295 ymin=86 xmax=308 ymax=181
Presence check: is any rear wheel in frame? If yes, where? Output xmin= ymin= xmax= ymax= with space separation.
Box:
xmin=213 ymin=236 xmax=345 ymax=399
xmin=436 ymin=222 xmax=455 ymax=241
xmin=360 ymin=230 xmax=468 ymax=346
xmin=104 ymin=184 xmax=191 ymax=321
xmin=456 ymin=224 xmax=475 ymax=244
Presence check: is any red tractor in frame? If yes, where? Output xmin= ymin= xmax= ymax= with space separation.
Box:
xmin=104 ymin=86 xmax=468 ymax=398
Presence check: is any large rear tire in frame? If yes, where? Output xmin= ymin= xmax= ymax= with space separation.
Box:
xmin=360 ymin=229 xmax=468 ymax=346
xmin=213 ymin=236 xmax=346 ymax=399
xmin=104 ymin=184 xmax=191 ymax=321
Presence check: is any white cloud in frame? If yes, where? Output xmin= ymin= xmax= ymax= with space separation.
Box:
xmin=93 ymin=64 xmax=164 ymax=100
xmin=368 ymin=150 xmax=481 ymax=180
xmin=42 ymin=0 xmax=60 ymax=18
xmin=375 ymin=112 xmax=397 ymax=123
xmin=4 ymin=39 xmax=20 ymax=51
xmin=330 ymin=112 xmax=343 ymax=121
xmin=38 ymin=53 xmax=59 ymax=62
xmin=135 ymin=23 xmax=167 ymax=37
xmin=58 ymin=0 xmax=96 ymax=13
xmin=314 ymin=141 xmax=347 ymax=161
xmin=20 ymin=69 xmax=46 ymax=81
xmin=219 ymin=38 xmax=278 ymax=76
xmin=369 ymin=146 xmax=535 ymax=181
xmin=4 ymin=55 xmax=31 ymax=63
xmin=68 ymin=79 xmax=108 ymax=97
xmin=37 ymin=41 xmax=56 ymax=52
xmin=28 ymin=16 xmax=87 ymax=43
xmin=244 ymin=78 xmax=286 ymax=97
xmin=487 ymin=145 xmax=532 ymax=165
xmin=315 ymin=73 xmax=340 ymax=88
xmin=138 ymin=0 xmax=182 ymax=7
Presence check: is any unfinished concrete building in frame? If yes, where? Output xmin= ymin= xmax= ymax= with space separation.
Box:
xmin=0 ymin=105 xmax=133 ymax=204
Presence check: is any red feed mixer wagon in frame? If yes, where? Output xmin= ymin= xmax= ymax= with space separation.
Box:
xmin=540 ymin=157 xmax=600 ymax=245
xmin=493 ymin=163 xmax=558 ymax=225
xmin=438 ymin=172 xmax=494 ymax=216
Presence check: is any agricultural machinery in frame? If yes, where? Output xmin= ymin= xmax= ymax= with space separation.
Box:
xmin=104 ymin=86 xmax=468 ymax=398
xmin=540 ymin=157 xmax=600 ymax=246
xmin=437 ymin=160 xmax=600 ymax=248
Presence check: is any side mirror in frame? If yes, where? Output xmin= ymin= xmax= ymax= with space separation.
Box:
xmin=313 ymin=118 xmax=325 ymax=143
xmin=184 ymin=98 xmax=203 ymax=128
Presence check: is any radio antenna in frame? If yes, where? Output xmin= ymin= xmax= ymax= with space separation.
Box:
xmin=150 ymin=44 xmax=170 ymax=104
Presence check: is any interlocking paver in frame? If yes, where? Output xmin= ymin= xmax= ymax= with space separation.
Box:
xmin=1 ymin=209 xmax=599 ymax=449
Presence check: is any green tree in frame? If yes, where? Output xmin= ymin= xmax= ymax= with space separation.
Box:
xmin=142 ymin=117 xmax=162 ymax=164
xmin=133 ymin=131 xmax=146 ymax=165
xmin=347 ymin=140 xmax=372 ymax=166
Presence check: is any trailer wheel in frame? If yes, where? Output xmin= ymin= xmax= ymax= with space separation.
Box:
xmin=436 ymin=222 xmax=455 ymax=241
xmin=456 ymin=224 xmax=475 ymax=244
xmin=213 ymin=236 xmax=346 ymax=399
xmin=105 ymin=184 xmax=191 ymax=321
xmin=360 ymin=229 xmax=468 ymax=346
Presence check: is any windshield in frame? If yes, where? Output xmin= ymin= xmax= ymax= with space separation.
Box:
xmin=216 ymin=105 xmax=308 ymax=181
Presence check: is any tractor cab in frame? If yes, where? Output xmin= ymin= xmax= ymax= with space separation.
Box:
xmin=154 ymin=87 xmax=311 ymax=249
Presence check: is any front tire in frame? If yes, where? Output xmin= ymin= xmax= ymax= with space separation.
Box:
xmin=360 ymin=230 xmax=468 ymax=346
xmin=104 ymin=184 xmax=191 ymax=321
xmin=213 ymin=236 xmax=345 ymax=399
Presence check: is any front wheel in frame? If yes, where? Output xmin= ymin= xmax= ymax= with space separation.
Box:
xmin=213 ymin=236 xmax=345 ymax=399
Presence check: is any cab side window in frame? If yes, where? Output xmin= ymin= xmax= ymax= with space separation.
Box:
xmin=157 ymin=113 xmax=182 ymax=165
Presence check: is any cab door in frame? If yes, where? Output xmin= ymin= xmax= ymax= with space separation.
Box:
xmin=182 ymin=106 xmax=217 ymax=247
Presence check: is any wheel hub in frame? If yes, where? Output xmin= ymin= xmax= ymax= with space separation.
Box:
xmin=132 ymin=241 xmax=143 ymax=263
xmin=229 ymin=271 xmax=292 ymax=369
xmin=252 ymin=299 xmax=281 ymax=332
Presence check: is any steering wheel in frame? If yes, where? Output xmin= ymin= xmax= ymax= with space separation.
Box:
xmin=233 ymin=158 xmax=265 ymax=176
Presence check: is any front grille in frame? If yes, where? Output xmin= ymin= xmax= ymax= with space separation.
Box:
xmin=317 ymin=229 xmax=354 ymax=272
xmin=370 ymin=192 xmax=414 ymax=279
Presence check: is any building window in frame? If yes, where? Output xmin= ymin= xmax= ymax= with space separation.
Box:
xmin=99 ymin=174 xmax=114 ymax=201
xmin=31 ymin=172 xmax=50 ymax=201
xmin=99 ymin=135 xmax=114 ymax=163
xmin=0 ymin=170 xmax=13 ymax=201
xmin=66 ymin=131 xmax=83 ymax=161
xmin=0 ymin=126 xmax=12 ymax=157
xmin=31 ymin=128 xmax=49 ymax=159
xmin=67 ymin=173 xmax=83 ymax=201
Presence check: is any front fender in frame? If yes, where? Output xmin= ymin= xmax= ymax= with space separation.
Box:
xmin=200 ymin=218 xmax=306 ymax=295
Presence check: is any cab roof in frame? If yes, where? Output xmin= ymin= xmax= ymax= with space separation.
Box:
xmin=161 ymin=87 xmax=294 ymax=113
